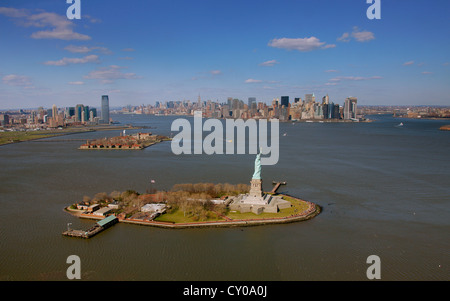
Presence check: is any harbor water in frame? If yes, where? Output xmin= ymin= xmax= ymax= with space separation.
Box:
xmin=0 ymin=114 xmax=448 ymax=280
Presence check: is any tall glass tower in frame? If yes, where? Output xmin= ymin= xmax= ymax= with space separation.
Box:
xmin=280 ymin=96 xmax=289 ymax=108
xmin=101 ymin=95 xmax=110 ymax=124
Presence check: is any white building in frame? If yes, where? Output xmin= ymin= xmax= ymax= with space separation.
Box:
xmin=93 ymin=207 xmax=112 ymax=216
xmin=141 ymin=203 xmax=167 ymax=214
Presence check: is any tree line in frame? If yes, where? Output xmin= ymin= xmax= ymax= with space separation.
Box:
xmin=78 ymin=183 xmax=250 ymax=221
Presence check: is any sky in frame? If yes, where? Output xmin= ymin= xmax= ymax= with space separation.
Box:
xmin=0 ymin=0 xmax=449 ymax=110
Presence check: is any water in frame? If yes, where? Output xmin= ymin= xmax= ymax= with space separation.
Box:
xmin=0 ymin=114 xmax=448 ymax=280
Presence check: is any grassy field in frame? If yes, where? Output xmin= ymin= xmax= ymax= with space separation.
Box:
xmin=0 ymin=129 xmax=92 ymax=145
xmin=153 ymin=195 xmax=311 ymax=224
xmin=154 ymin=208 xmax=226 ymax=224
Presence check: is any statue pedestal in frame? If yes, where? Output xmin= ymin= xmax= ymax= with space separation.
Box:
xmin=243 ymin=178 xmax=268 ymax=205
xmin=249 ymin=179 xmax=263 ymax=198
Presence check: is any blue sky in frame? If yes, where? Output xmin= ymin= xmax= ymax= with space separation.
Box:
xmin=0 ymin=0 xmax=449 ymax=109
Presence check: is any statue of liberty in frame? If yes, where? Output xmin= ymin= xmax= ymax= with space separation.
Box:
xmin=252 ymin=148 xmax=262 ymax=180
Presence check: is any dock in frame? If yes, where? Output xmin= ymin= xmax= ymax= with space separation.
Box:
xmin=270 ymin=181 xmax=287 ymax=194
xmin=63 ymin=215 xmax=118 ymax=239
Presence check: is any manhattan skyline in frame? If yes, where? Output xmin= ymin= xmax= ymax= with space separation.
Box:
xmin=0 ymin=0 xmax=449 ymax=109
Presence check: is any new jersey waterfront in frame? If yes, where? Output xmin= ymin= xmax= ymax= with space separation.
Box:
xmin=0 ymin=114 xmax=448 ymax=281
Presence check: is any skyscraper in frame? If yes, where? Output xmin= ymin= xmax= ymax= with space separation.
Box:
xmin=328 ymin=102 xmax=335 ymax=119
xmin=248 ymin=97 xmax=256 ymax=108
xmin=344 ymin=97 xmax=357 ymax=120
xmin=248 ymin=97 xmax=257 ymax=114
xmin=280 ymin=96 xmax=289 ymax=108
xmin=75 ymin=104 xmax=84 ymax=122
xmin=333 ymin=103 xmax=341 ymax=119
xmin=83 ymin=106 xmax=90 ymax=122
xmin=52 ymin=104 xmax=58 ymax=121
xmin=101 ymin=95 xmax=110 ymax=124
xmin=305 ymin=94 xmax=315 ymax=104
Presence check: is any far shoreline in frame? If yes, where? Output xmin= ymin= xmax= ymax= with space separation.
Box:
xmin=0 ymin=124 xmax=141 ymax=147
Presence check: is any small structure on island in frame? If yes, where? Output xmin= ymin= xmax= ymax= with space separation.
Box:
xmin=141 ymin=203 xmax=167 ymax=214
xmin=229 ymin=150 xmax=291 ymax=215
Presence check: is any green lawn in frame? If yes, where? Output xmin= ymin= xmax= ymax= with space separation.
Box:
xmin=0 ymin=129 xmax=91 ymax=145
xmin=154 ymin=209 xmax=225 ymax=224
xmin=154 ymin=195 xmax=311 ymax=223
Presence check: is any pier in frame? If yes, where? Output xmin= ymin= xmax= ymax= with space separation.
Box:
xmin=62 ymin=215 xmax=118 ymax=239
xmin=270 ymin=181 xmax=286 ymax=194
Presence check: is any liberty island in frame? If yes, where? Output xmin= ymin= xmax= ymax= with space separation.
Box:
xmin=63 ymin=152 xmax=320 ymax=237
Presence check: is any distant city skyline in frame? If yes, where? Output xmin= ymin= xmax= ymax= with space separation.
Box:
xmin=0 ymin=0 xmax=449 ymax=109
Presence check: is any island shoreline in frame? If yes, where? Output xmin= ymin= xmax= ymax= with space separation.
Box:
xmin=63 ymin=194 xmax=321 ymax=230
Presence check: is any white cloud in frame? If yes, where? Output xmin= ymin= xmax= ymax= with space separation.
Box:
xmin=328 ymin=75 xmax=382 ymax=84
xmin=337 ymin=32 xmax=350 ymax=42
xmin=325 ymin=69 xmax=338 ymax=73
xmin=0 ymin=7 xmax=28 ymax=18
xmin=422 ymin=71 xmax=432 ymax=75
xmin=259 ymin=60 xmax=279 ymax=66
xmin=31 ymin=29 xmax=90 ymax=41
xmin=191 ymin=70 xmax=222 ymax=81
xmin=268 ymin=37 xmax=335 ymax=52
xmin=64 ymin=45 xmax=91 ymax=53
xmin=64 ymin=45 xmax=111 ymax=54
xmin=83 ymin=15 xmax=101 ymax=24
xmin=338 ymin=27 xmax=375 ymax=43
xmin=2 ymin=74 xmax=32 ymax=86
xmin=336 ymin=76 xmax=382 ymax=81
xmin=322 ymin=44 xmax=336 ymax=49
xmin=68 ymin=81 xmax=84 ymax=85
xmin=351 ymin=27 xmax=375 ymax=42
xmin=245 ymin=78 xmax=263 ymax=83
xmin=44 ymin=54 xmax=100 ymax=66
xmin=0 ymin=7 xmax=91 ymax=41
xmin=403 ymin=61 xmax=415 ymax=66
xmin=84 ymin=65 xmax=139 ymax=84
